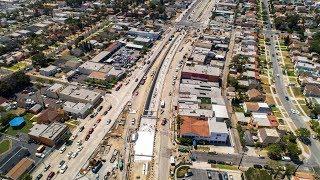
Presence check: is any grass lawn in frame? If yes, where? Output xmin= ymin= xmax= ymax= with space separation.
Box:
xmin=300 ymin=104 xmax=311 ymax=116
xmin=0 ymin=139 xmax=11 ymax=154
xmin=6 ymin=61 xmax=28 ymax=72
xmin=262 ymin=85 xmax=271 ymax=94
xmin=5 ymin=113 xmax=35 ymax=136
xmin=212 ymin=164 xmax=238 ymax=170
xmin=291 ymin=87 xmax=303 ymax=98
xmin=260 ymin=76 xmax=269 ymax=85
xmin=273 ymin=111 xmax=283 ymax=119
xmin=287 ymin=70 xmax=295 ymax=76
xmin=287 ymin=87 xmax=293 ymax=97
xmin=289 ymin=77 xmax=297 ymax=84
xmin=265 ymin=95 xmax=275 ymax=105
xmin=176 ymin=166 xmax=190 ymax=178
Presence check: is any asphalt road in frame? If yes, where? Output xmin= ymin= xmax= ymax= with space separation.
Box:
xmin=263 ymin=0 xmax=320 ymax=167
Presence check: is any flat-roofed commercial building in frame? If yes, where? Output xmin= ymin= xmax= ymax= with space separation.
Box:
xmin=28 ymin=122 xmax=70 ymax=147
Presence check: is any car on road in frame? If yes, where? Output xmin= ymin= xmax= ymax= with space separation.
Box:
xmin=44 ymin=164 xmax=51 ymax=171
xmin=77 ymin=140 xmax=82 ymax=146
xmin=88 ymin=128 xmax=94 ymax=134
xmin=207 ymin=171 xmax=212 ymax=179
xmin=71 ymin=151 xmax=78 ymax=158
xmin=35 ymin=174 xmax=43 ymax=180
xmin=103 ymin=110 xmax=109 ymax=115
xmin=281 ymin=156 xmax=291 ymax=162
xmin=67 ymin=152 xmax=73 ymax=159
xmin=97 ymin=106 xmax=103 ymax=112
xmin=59 ymin=164 xmax=68 ymax=174
xmin=47 ymin=172 xmax=55 ymax=180
xmin=106 ymin=119 xmax=111 ymax=125
xmin=291 ymin=109 xmax=296 ymax=114
xmin=77 ymin=146 xmax=83 ymax=152
xmin=276 ymin=74 xmax=279 ymax=77
xmin=59 ymin=146 xmax=66 ymax=154
xmin=85 ymin=134 xmax=90 ymax=141
xmin=161 ymin=119 xmax=167 ymax=126
xmin=285 ymin=96 xmax=289 ymax=101
xmin=97 ymin=119 xmax=101 ymax=123
xmin=59 ymin=160 xmax=66 ymax=168
xmin=253 ymin=164 xmax=263 ymax=169
xmin=131 ymin=119 xmax=135 ymax=125
xmin=135 ymin=78 xmax=138 ymax=82
xmin=207 ymin=159 xmax=216 ymax=164
xmin=79 ymin=126 xmax=85 ymax=132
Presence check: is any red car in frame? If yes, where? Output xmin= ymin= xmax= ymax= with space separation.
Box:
xmin=85 ymin=134 xmax=90 ymax=141
xmin=88 ymin=128 xmax=94 ymax=134
xmin=47 ymin=172 xmax=55 ymax=180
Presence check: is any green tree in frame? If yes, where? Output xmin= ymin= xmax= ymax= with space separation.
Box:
xmin=284 ymin=164 xmax=296 ymax=178
xmin=287 ymin=142 xmax=302 ymax=158
xmin=310 ymin=119 xmax=320 ymax=130
xmin=295 ymin=128 xmax=311 ymax=140
xmin=267 ymin=144 xmax=283 ymax=160
xmin=0 ymin=81 xmax=13 ymax=97
xmin=0 ymin=112 xmax=15 ymax=126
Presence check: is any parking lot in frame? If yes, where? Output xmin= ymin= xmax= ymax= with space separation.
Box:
xmin=178 ymin=169 xmax=230 ymax=180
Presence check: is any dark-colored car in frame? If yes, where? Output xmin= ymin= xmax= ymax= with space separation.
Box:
xmin=253 ymin=164 xmax=263 ymax=169
xmin=79 ymin=126 xmax=85 ymax=132
xmin=207 ymin=159 xmax=216 ymax=164
xmin=47 ymin=172 xmax=55 ymax=180
xmin=161 ymin=119 xmax=167 ymax=126
xmin=36 ymin=174 xmax=43 ymax=180
xmin=88 ymin=128 xmax=94 ymax=134
xmin=85 ymin=134 xmax=90 ymax=141
xmin=97 ymin=106 xmax=103 ymax=112
xmin=285 ymin=96 xmax=289 ymax=101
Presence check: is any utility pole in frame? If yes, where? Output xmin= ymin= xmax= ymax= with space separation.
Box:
xmin=238 ymin=152 xmax=245 ymax=169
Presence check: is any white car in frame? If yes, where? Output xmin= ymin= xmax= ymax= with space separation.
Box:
xmin=77 ymin=146 xmax=83 ymax=153
xmin=59 ymin=146 xmax=66 ymax=154
xmin=71 ymin=151 xmax=78 ymax=158
xmin=59 ymin=164 xmax=68 ymax=174
xmin=131 ymin=119 xmax=135 ymax=125
xmin=291 ymin=109 xmax=296 ymax=114
xmin=67 ymin=152 xmax=73 ymax=159
xmin=76 ymin=140 xmax=82 ymax=146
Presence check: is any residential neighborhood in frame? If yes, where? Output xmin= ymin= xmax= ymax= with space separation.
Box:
xmin=0 ymin=0 xmax=320 ymax=179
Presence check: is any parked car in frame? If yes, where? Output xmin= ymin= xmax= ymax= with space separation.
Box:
xmin=106 ymin=119 xmax=111 ymax=125
xmin=35 ymin=174 xmax=43 ymax=180
xmin=59 ymin=160 xmax=65 ymax=168
xmin=161 ymin=119 xmax=167 ymax=126
xmin=85 ymin=134 xmax=90 ymax=141
xmin=79 ymin=126 xmax=85 ymax=132
xmin=67 ymin=152 xmax=73 ymax=159
xmin=253 ymin=164 xmax=263 ymax=169
xmin=44 ymin=164 xmax=51 ymax=171
xmin=47 ymin=172 xmax=55 ymax=180
xmin=71 ymin=152 xmax=78 ymax=158
xmin=59 ymin=146 xmax=66 ymax=154
xmin=88 ymin=128 xmax=94 ymax=134
xmin=59 ymin=164 xmax=68 ymax=174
